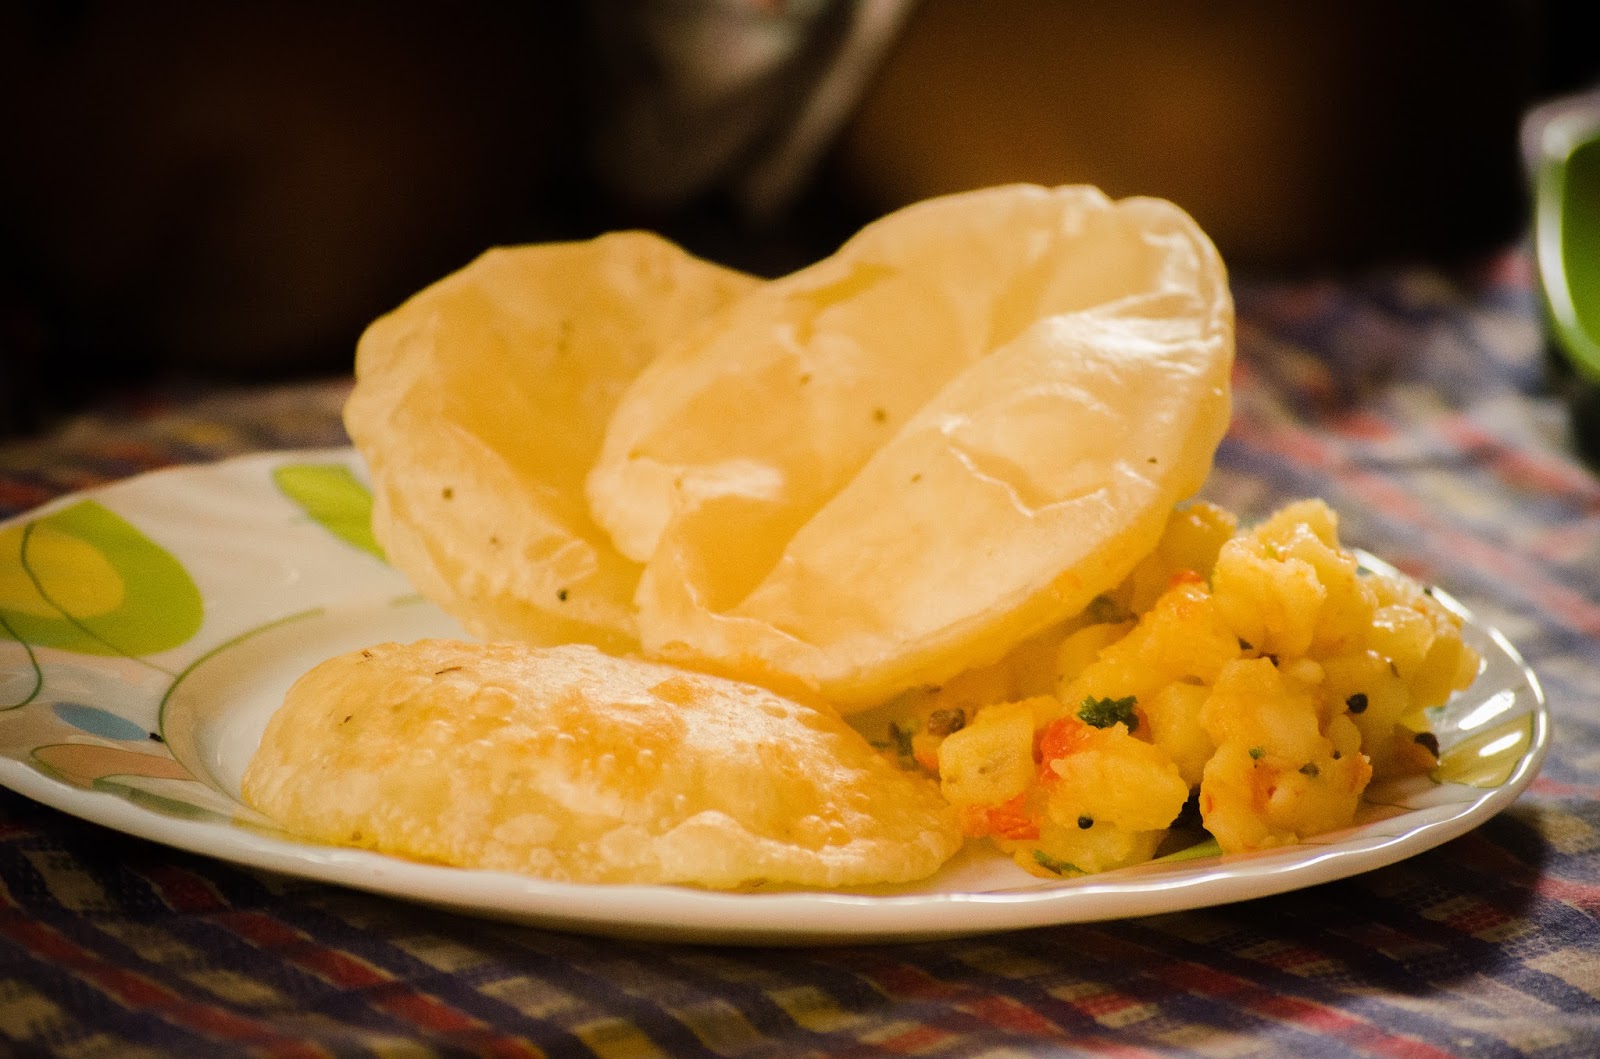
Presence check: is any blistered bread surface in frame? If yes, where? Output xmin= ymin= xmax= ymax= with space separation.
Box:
xmin=242 ymin=640 xmax=960 ymax=888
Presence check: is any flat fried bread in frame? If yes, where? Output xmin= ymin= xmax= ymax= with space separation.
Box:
xmin=587 ymin=185 xmax=1233 ymax=708
xmin=345 ymin=234 xmax=757 ymax=655
xmin=242 ymin=640 xmax=961 ymax=888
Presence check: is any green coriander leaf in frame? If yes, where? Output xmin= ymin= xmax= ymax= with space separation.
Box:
xmin=1032 ymin=850 xmax=1083 ymax=876
xmin=1078 ymin=695 xmax=1138 ymax=732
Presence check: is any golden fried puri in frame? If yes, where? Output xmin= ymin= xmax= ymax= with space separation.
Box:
xmin=588 ymin=184 xmax=1233 ymax=708
xmin=345 ymin=234 xmax=757 ymax=655
xmin=242 ymin=640 xmax=961 ymax=888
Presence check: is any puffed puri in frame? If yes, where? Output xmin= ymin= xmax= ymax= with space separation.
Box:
xmin=241 ymin=640 xmax=962 ymax=888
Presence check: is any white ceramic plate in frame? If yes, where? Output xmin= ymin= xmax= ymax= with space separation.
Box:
xmin=0 ymin=450 xmax=1549 ymax=945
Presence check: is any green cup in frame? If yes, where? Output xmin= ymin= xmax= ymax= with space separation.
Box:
xmin=1527 ymin=89 xmax=1600 ymax=466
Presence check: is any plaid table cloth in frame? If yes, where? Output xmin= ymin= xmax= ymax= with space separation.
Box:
xmin=2 ymin=248 xmax=1598 ymax=1057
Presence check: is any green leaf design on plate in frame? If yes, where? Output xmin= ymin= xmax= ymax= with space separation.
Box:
xmin=0 ymin=618 xmax=42 ymax=710
xmin=94 ymin=778 xmax=239 ymax=825
xmin=0 ymin=501 xmax=203 ymax=657
xmin=1435 ymin=715 xmax=1533 ymax=788
xmin=272 ymin=464 xmax=384 ymax=560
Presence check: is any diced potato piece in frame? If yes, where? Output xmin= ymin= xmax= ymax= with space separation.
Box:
xmin=1160 ymin=501 xmax=1239 ymax=578
xmin=1369 ymin=604 xmax=1437 ymax=681
xmin=937 ymin=699 xmax=1039 ymax=812
xmin=1410 ymin=633 xmax=1466 ymax=711
xmin=1039 ymin=718 xmax=1188 ymax=833
xmin=1319 ymin=648 xmax=1414 ymax=776
xmin=1015 ymin=819 xmax=1167 ymax=877
xmin=1270 ymin=529 xmax=1376 ymax=659
xmin=1144 ymin=682 xmax=1214 ymax=787
xmin=1199 ymin=660 xmax=1372 ymax=851
xmin=1201 ymin=658 xmax=1324 ymax=763
xmin=1118 ymin=500 xmax=1239 ymax=614
xmin=1057 ymin=580 xmax=1239 ymax=708
xmin=1251 ymin=498 xmax=1340 ymax=547
xmin=1053 ymin=621 xmax=1131 ymax=688
xmin=1212 ymin=542 xmax=1325 ymax=660
xmin=972 ymin=713 xmax=1190 ymax=876
xmin=1198 ymin=743 xmax=1274 ymax=852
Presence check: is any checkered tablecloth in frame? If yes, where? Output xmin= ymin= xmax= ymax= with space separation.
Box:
xmin=2 ymin=249 xmax=1599 ymax=1057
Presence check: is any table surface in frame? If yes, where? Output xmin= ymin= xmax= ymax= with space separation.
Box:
xmin=2 ymin=249 xmax=1599 ymax=1057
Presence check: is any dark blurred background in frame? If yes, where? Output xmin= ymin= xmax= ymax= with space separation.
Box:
xmin=2 ymin=0 xmax=1596 ymax=440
